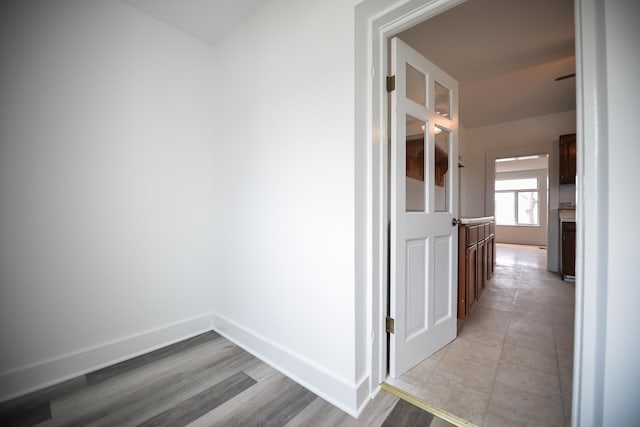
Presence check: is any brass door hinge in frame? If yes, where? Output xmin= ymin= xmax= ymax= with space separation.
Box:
xmin=386 ymin=316 xmax=395 ymax=334
xmin=386 ymin=75 xmax=396 ymax=92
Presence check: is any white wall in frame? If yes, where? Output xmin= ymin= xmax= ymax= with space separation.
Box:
xmin=460 ymin=111 xmax=575 ymax=216
xmin=459 ymin=111 xmax=575 ymax=271
xmin=559 ymin=183 xmax=576 ymax=206
xmin=0 ymin=0 xmax=218 ymax=400
xmin=209 ymin=0 xmax=364 ymax=414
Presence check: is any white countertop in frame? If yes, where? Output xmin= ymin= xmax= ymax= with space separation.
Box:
xmin=460 ymin=216 xmax=495 ymax=225
xmin=559 ymin=209 xmax=576 ymax=222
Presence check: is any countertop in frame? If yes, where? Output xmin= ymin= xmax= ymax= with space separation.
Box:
xmin=559 ymin=208 xmax=576 ymax=222
xmin=460 ymin=216 xmax=495 ymax=225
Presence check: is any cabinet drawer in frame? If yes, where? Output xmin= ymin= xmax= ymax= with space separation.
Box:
xmin=478 ymin=224 xmax=486 ymax=240
xmin=490 ymin=221 xmax=495 ymax=236
xmin=466 ymin=225 xmax=478 ymax=246
xmin=484 ymin=223 xmax=491 ymax=237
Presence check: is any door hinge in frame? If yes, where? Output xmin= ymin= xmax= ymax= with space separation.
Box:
xmin=386 ymin=316 xmax=395 ymax=334
xmin=386 ymin=75 xmax=396 ymax=92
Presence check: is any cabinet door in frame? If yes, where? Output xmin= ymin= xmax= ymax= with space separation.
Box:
xmin=477 ymin=239 xmax=487 ymax=297
xmin=458 ymin=227 xmax=467 ymax=319
xmin=466 ymin=244 xmax=478 ymax=313
xmin=559 ymin=133 xmax=577 ymax=184
xmin=562 ymin=222 xmax=576 ymax=278
xmin=486 ymin=236 xmax=495 ymax=281
xmin=466 ymin=225 xmax=479 ymax=247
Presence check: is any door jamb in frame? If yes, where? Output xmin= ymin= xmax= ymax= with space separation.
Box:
xmin=358 ymin=0 xmax=467 ymax=390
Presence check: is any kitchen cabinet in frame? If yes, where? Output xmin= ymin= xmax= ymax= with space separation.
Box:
xmin=561 ymin=221 xmax=576 ymax=279
xmin=486 ymin=231 xmax=495 ymax=281
xmin=559 ymin=133 xmax=577 ymax=185
xmin=463 ymin=243 xmax=478 ymax=316
xmin=458 ymin=218 xmax=496 ymax=320
xmin=477 ymin=238 xmax=487 ymax=297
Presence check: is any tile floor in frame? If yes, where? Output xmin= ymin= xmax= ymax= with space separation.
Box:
xmin=387 ymin=243 xmax=575 ymax=427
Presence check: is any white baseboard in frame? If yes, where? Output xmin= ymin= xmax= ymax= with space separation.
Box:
xmin=212 ymin=312 xmax=371 ymax=417
xmin=0 ymin=313 xmax=214 ymax=402
xmin=2 ymin=312 xmax=375 ymax=418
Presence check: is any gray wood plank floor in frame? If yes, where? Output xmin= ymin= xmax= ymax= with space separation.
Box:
xmin=0 ymin=331 xmax=455 ymax=427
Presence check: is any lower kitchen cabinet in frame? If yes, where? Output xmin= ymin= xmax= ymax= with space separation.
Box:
xmin=561 ymin=221 xmax=576 ymax=279
xmin=458 ymin=218 xmax=496 ymax=320
xmin=477 ymin=238 xmax=487 ymax=298
xmin=486 ymin=232 xmax=495 ymax=281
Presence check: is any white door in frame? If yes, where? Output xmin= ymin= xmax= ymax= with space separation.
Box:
xmin=389 ymin=37 xmax=459 ymax=378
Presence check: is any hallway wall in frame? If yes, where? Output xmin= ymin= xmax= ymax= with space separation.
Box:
xmin=209 ymin=0 xmax=364 ymax=414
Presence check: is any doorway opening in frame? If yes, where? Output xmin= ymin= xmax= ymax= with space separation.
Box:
xmin=376 ymin=0 xmax=576 ymax=425
xmin=494 ymin=154 xmax=550 ymax=259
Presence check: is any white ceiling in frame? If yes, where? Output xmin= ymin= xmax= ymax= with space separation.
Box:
xmin=398 ymin=0 xmax=575 ymax=128
xmin=122 ymin=0 xmax=575 ymax=129
xmin=121 ymin=0 xmax=267 ymax=47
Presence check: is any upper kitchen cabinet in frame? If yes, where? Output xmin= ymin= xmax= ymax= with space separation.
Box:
xmin=559 ymin=133 xmax=577 ymax=184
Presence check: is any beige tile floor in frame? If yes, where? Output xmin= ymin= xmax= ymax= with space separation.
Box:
xmin=387 ymin=243 xmax=575 ymax=426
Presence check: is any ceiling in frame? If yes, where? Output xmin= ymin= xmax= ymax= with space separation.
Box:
xmin=398 ymin=0 xmax=575 ymax=128
xmin=121 ymin=0 xmax=267 ymax=47
xmin=122 ymin=0 xmax=575 ymax=129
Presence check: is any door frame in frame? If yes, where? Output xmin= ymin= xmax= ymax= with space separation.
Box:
xmin=355 ymin=0 xmax=605 ymax=424
xmin=487 ymin=148 xmax=553 ymax=265
xmin=355 ymin=0 xmax=467 ymax=395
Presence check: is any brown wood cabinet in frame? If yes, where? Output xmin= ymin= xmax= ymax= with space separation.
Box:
xmin=559 ymin=133 xmax=577 ymax=185
xmin=458 ymin=219 xmax=496 ymax=320
xmin=477 ymin=238 xmax=487 ymax=297
xmin=486 ymin=232 xmax=495 ymax=280
xmin=561 ymin=221 xmax=576 ymax=279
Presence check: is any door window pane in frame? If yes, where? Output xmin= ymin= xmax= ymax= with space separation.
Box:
xmin=406 ymin=115 xmax=425 ymax=212
xmin=434 ymin=127 xmax=450 ymax=213
xmin=435 ymin=81 xmax=451 ymax=119
xmin=406 ymin=64 xmax=426 ymax=106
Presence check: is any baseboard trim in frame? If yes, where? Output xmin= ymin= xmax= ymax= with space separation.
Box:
xmin=211 ymin=312 xmax=369 ymax=417
xmin=354 ymin=372 xmax=373 ymax=417
xmin=0 ymin=313 xmax=214 ymax=402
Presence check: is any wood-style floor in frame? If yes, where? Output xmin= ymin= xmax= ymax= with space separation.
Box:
xmin=0 ymin=331 xmax=455 ymax=427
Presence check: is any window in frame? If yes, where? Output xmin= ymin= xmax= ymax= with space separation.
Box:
xmin=495 ymin=178 xmax=539 ymax=225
